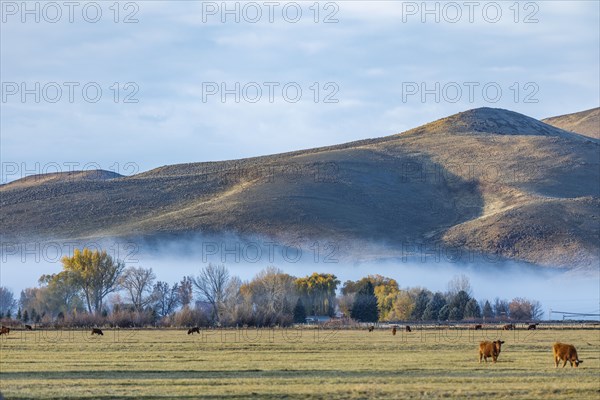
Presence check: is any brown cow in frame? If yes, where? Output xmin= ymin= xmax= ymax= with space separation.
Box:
xmin=188 ymin=327 xmax=200 ymax=335
xmin=553 ymin=342 xmax=582 ymax=368
xmin=392 ymin=326 xmax=397 ymax=336
xmin=473 ymin=324 xmax=482 ymax=330
xmin=502 ymin=324 xmax=514 ymax=330
xmin=91 ymin=328 xmax=104 ymax=336
xmin=0 ymin=326 xmax=9 ymax=335
xmin=368 ymin=325 xmax=374 ymax=332
xmin=479 ymin=340 xmax=505 ymax=363
xmin=405 ymin=325 xmax=412 ymax=332
xmin=24 ymin=324 xmax=33 ymax=331
xmin=527 ymin=323 xmax=538 ymax=330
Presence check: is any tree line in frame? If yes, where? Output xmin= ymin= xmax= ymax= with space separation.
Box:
xmin=0 ymin=249 xmax=544 ymax=327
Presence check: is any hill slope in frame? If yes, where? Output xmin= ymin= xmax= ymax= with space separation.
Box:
xmin=542 ymin=107 xmax=600 ymax=139
xmin=1 ymin=108 xmax=598 ymax=269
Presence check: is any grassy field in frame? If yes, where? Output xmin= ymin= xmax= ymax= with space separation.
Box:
xmin=1 ymin=326 xmax=599 ymax=399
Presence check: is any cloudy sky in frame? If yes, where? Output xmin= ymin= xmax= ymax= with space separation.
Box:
xmin=1 ymin=1 xmax=599 ymax=182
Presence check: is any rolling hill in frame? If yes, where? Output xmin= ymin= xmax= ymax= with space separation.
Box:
xmin=1 ymin=107 xmax=598 ymax=269
xmin=542 ymin=107 xmax=599 ymax=139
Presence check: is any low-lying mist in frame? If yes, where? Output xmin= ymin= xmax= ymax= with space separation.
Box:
xmin=2 ymin=234 xmax=598 ymax=319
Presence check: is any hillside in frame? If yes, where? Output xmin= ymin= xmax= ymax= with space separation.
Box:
xmin=1 ymin=108 xmax=598 ymax=269
xmin=542 ymin=107 xmax=600 ymax=139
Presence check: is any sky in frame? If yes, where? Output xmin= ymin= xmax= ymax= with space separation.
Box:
xmin=1 ymin=0 xmax=599 ymax=182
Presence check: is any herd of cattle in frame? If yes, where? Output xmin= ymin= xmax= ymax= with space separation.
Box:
xmin=0 ymin=323 xmax=584 ymax=368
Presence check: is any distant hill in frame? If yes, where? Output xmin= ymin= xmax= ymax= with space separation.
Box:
xmin=1 ymin=107 xmax=598 ymax=270
xmin=542 ymin=107 xmax=600 ymax=139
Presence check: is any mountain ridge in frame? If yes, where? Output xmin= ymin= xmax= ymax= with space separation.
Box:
xmin=2 ymin=107 xmax=598 ymax=270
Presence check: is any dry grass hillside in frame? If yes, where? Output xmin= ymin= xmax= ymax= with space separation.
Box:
xmin=1 ymin=108 xmax=598 ymax=269
xmin=542 ymin=107 xmax=600 ymax=139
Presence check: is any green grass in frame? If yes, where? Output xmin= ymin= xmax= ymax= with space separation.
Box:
xmin=1 ymin=327 xmax=599 ymax=399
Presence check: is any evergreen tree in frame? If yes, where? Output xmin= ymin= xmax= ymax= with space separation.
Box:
xmin=482 ymin=300 xmax=494 ymax=320
xmin=448 ymin=307 xmax=461 ymax=321
xmin=30 ymin=308 xmax=37 ymax=323
xmin=5 ymin=309 xmax=11 ymax=319
xmin=351 ymin=281 xmax=379 ymax=322
xmin=448 ymin=290 xmax=470 ymax=320
xmin=411 ymin=290 xmax=430 ymax=320
xmin=438 ymin=304 xmax=449 ymax=321
xmin=22 ymin=310 xmax=29 ymax=322
xmin=422 ymin=292 xmax=446 ymax=321
xmin=464 ymin=299 xmax=481 ymax=319
xmin=293 ymin=298 xmax=307 ymax=323
xmin=16 ymin=307 xmax=22 ymax=320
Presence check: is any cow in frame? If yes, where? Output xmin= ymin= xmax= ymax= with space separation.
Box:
xmin=527 ymin=323 xmax=538 ymax=330
xmin=0 ymin=326 xmax=9 ymax=335
xmin=405 ymin=325 xmax=412 ymax=333
xmin=368 ymin=325 xmax=374 ymax=332
xmin=502 ymin=324 xmax=514 ymax=330
xmin=479 ymin=340 xmax=505 ymax=363
xmin=24 ymin=324 xmax=33 ymax=331
xmin=188 ymin=327 xmax=200 ymax=335
xmin=392 ymin=326 xmax=397 ymax=336
xmin=473 ymin=324 xmax=482 ymax=330
xmin=91 ymin=328 xmax=104 ymax=336
xmin=553 ymin=342 xmax=582 ymax=368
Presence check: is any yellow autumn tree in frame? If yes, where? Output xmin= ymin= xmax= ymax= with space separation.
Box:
xmin=60 ymin=248 xmax=125 ymax=314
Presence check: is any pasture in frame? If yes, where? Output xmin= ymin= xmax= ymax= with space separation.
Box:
xmin=1 ymin=326 xmax=599 ymax=399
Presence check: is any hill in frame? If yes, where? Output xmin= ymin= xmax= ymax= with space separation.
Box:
xmin=542 ymin=107 xmax=600 ymax=139
xmin=1 ymin=108 xmax=598 ymax=269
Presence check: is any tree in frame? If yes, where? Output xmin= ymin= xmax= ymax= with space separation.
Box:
xmin=153 ymin=281 xmax=180 ymax=318
xmin=60 ymin=248 xmax=125 ymax=314
xmin=295 ymin=273 xmax=340 ymax=316
xmin=22 ymin=309 xmax=29 ymax=323
xmin=508 ymin=298 xmax=543 ymax=321
xmin=350 ymin=281 xmax=379 ymax=322
xmin=37 ymin=273 xmax=85 ymax=316
xmin=438 ymin=304 xmax=449 ymax=321
xmin=482 ymin=300 xmax=494 ymax=320
xmin=464 ymin=298 xmax=481 ymax=319
xmin=192 ymin=264 xmax=230 ymax=323
xmin=178 ymin=276 xmax=194 ymax=308
xmin=411 ymin=290 xmax=431 ymax=320
xmin=0 ymin=287 xmax=16 ymax=315
xmin=447 ymin=274 xmax=472 ymax=296
xmin=493 ymin=298 xmax=510 ymax=319
xmin=422 ymin=292 xmax=446 ymax=321
xmin=448 ymin=307 xmax=461 ymax=321
xmin=386 ymin=290 xmax=414 ymax=321
xmin=246 ymin=267 xmax=297 ymax=326
xmin=343 ymin=275 xmax=399 ymax=321
xmin=293 ymin=297 xmax=306 ymax=323
xmin=16 ymin=307 xmax=22 ymax=321
xmin=121 ymin=267 xmax=156 ymax=311
xmin=448 ymin=290 xmax=471 ymax=320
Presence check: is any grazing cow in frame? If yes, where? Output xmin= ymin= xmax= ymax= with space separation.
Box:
xmin=0 ymin=326 xmax=9 ymax=335
xmin=91 ymin=328 xmax=104 ymax=336
xmin=527 ymin=323 xmax=538 ymax=330
xmin=188 ymin=327 xmax=200 ymax=335
xmin=24 ymin=324 xmax=33 ymax=331
xmin=502 ymin=324 xmax=514 ymax=330
xmin=368 ymin=325 xmax=374 ymax=332
xmin=479 ymin=340 xmax=505 ymax=363
xmin=553 ymin=342 xmax=582 ymax=368
xmin=392 ymin=326 xmax=397 ymax=336
xmin=474 ymin=324 xmax=482 ymax=330
xmin=405 ymin=325 xmax=412 ymax=333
